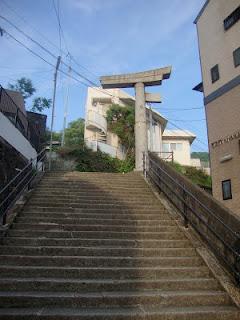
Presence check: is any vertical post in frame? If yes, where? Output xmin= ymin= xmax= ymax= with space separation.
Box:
xmin=149 ymin=104 xmax=153 ymax=152
xmin=183 ymin=188 xmax=188 ymax=228
xmin=61 ymin=64 xmax=71 ymax=147
xmin=49 ymin=56 xmax=61 ymax=171
xmin=134 ymin=82 xmax=147 ymax=171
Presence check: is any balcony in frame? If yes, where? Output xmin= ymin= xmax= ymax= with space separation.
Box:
xmin=86 ymin=110 xmax=107 ymax=134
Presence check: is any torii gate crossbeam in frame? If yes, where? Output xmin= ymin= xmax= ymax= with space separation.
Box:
xmin=100 ymin=67 xmax=171 ymax=171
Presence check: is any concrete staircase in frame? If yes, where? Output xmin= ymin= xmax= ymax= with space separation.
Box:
xmin=0 ymin=171 xmax=239 ymax=319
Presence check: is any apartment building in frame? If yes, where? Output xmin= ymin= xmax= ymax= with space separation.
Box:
xmin=194 ymin=0 xmax=240 ymax=213
xmin=84 ymin=87 xmax=196 ymax=166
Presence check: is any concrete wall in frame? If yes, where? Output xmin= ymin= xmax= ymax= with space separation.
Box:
xmin=197 ymin=0 xmax=240 ymax=97
xmin=196 ymin=0 xmax=240 ymax=214
xmin=0 ymin=112 xmax=37 ymax=161
xmin=148 ymin=152 xmax=240 ymax=280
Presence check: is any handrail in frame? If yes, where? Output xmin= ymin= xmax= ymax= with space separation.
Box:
xmin=0 ymin=148 xmax=46 ymax=225
xmin=144 ymin=152 xmax=240 ymax=285
xmin=0 ymin=85 xmax=40 ymax=151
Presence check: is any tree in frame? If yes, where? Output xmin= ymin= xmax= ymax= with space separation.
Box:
xmin=64 ymin=118 xmax=85 ymax=146
xmin=106 ymin=104 xmax=135 ymax=156
xmin=31 ymin=97 xmax=52 ymax=113
xmin=8 ymin=77 xmax=51 ymax=113
xmin=8 ymin=77 xmax=36 ymax=100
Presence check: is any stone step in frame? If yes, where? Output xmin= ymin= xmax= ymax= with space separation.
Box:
xmin=30 ymin=194 xmax=159 ymax=202
xmin=0 ymin=305 xmax=238 ymax=320
xmin=34 ymin=190 xmax=154 ymax=196
xmin=27 ymin=200 xmax=161 ymax=207
xmin=16 ymin=216 xmax=176 ymax=226
xmin=0 ymin=290 xmax=232 ymax=309
xmin=0 ymin=255 xmax=203 ymax=268
xmin=0 ymin=277 xmax=220 ymax=293
xmin=3 ymin=237 xmax=191 ymax=248
xmin=7 ymin=230 xmax=187 ymax=240
xmin=31 ymin=193 xmax=156 ymax=200
xmin=21 ymin=208 xmax=169 ymax=216
xmin=11 ymin=223 xmax=179 ymax=233
xmin=0 ymin=265 xmax=212 ymax=280
xmin=0 ymin=246 xmax=197 ymax=257
xmin=24 ymin=202 xmax=163 ymax=209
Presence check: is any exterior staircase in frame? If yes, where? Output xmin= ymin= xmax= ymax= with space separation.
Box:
xmin=0 ymin=171 xmax=239 ymax=319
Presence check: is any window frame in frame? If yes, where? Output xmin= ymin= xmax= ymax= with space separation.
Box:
xmin=222 ymin=179 xmax=232 ymax=200
xmin=233 ymin=47 xmax=240 ymax=68
xmin=211 ymin=64 xmax=220 ymax=83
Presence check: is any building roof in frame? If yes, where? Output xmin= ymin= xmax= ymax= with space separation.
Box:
xmin=4 ymin=89 xmax=26 ymax=115
xmin=194 ymin=0 xmax=210 ymax=24
xmin=162 ymin=129 xmax=196 ymax=144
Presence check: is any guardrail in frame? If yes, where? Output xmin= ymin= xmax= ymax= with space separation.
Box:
xmin=0 ymin=149 xmax=46 ymax=225
xmin=0 ymin=86 xmax=40 ymax=151
xmin=144 ymin=152 xmax=240 ymax=285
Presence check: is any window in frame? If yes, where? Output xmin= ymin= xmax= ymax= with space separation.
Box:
xmin=211 ymin=65 xmax=220 ymax=83
xmin=224 ymin=6 xmax=240 ymax=31
xmin=170 ymin=143 xmax=182 ymax=151
xmin=233 ymin=47 xmax=240 ymax=68
xmin=222 ymin=180 xmax=232 ymax=200
xmin=162 ymin=143 xmax=170 ymax=152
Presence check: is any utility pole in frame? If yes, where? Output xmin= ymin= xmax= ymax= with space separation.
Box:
xmin=61 ymin=64 xmax=71 ymax=147
xmin=49 ymin=56 xmax=61 ymax=171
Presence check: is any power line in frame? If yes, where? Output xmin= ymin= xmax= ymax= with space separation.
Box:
xmin=1 ymin=1 xmax=99 ymax=83
xmin=168 ymin=118 xmax=206 ymax=122
xmin=52 ymin=0 xmax=62 ymax=55
xmin=1 ymin=27 xmax=115 ymax=99
xmin=0 ymin=15 xmax=115 ymax=98
xmin=153 ymin=106 xmax=204 ymax=111
xmin=167 ymin=119 xmax=208 ymax=150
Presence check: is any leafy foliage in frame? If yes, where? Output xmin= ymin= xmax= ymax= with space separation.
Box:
xmin=191 ymin=152 xmax=209 ymax=162
xmin=8 ymin=77 xmax=36 ymax=100
xmin=31 ymin=97 xmax=52 ymax=112
xmin=57 ymin=146 xmax=134 ymax=173
xmin=106 ymin=104 xmax=135 ymax=156
xmin=169 ymin=161 xmax=212 ymax=188
xmin=8 ymin=77 xmax=51 ymax=113
xmin=64 ymin=118 xmax=85 ymax=146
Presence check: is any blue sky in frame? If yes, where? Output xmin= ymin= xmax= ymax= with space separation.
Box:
xmin=0 ymin=0 xmax=207 ymax=152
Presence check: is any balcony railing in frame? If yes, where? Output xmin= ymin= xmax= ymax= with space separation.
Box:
xmin=86 ymin=110 xmax=107 ymax=134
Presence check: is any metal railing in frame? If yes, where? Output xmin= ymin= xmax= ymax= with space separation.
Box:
xmin=0 ymin=86 xmax=41 ymax=151
xmin=144 ymin=152 xmax=240 ymax=285
xmin=0 ymin=148 xmax=46 ymax=225
xmin=152 ymin=151 xmax=174 ymax=162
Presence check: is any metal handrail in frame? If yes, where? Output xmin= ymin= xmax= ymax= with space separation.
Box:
xmin=0 ymin=148 xmax=46 ymax=225
xmin=144 ymin=152 xmax=240 ymax=284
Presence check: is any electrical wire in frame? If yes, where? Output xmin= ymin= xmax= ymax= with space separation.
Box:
xmin=0 ymin=1 xmax=99 ymax=83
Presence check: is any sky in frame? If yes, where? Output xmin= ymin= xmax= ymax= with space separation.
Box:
xmin=0 ymin=0 xmax=208 ymax=152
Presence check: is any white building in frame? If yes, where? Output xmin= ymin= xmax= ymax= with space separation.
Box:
xmin=84 ymin=87 xmax=196 ymax=166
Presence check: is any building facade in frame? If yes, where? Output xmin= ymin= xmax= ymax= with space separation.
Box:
xmin=84 ymin=87 xmax=196 ymax=166
xmin=194 ymin=0 xmax=240 ymax=213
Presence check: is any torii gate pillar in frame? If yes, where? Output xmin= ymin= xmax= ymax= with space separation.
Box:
xmin=100 ymin=67 xmax=171 ymax=171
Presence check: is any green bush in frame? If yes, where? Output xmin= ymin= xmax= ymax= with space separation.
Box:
xmin=169 ymin=161 xmax=211 ymax=188
xmin=57 ymin=146 xmax=134 ymax=173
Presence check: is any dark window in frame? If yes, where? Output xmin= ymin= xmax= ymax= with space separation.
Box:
xmin=224 ymin=6 xmax=240 ymax=31
xmin=233 ymin=47 xmax=240 ymax=67
xmin=222 ymin=180 xmax=232 ymax=200
xmin=211 ymin=65 xmax=220 ymax=83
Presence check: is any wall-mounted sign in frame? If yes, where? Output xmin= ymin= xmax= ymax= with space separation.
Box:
xmin=212 ymin=130 xmax=240 ymax=148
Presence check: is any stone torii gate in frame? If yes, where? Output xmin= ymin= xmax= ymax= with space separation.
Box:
xmin=100 ymin=67 xmax=172 ymax=170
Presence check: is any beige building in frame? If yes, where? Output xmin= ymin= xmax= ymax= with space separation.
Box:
xmin=194 ymin=0 xmax=240 ymax=213
xmin=84 ymin=87 xmax=197 ymax=166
